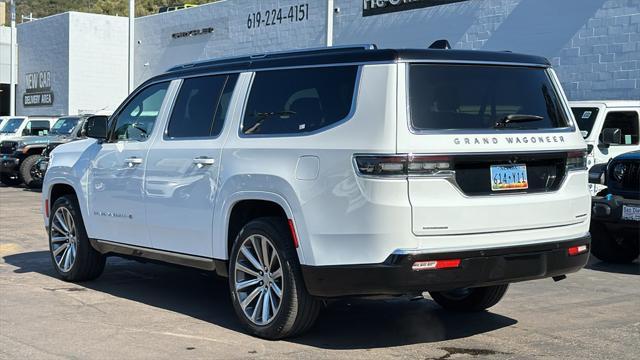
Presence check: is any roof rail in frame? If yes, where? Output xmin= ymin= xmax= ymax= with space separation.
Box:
xmin=167 ymin=44 xmax=378 ymax=72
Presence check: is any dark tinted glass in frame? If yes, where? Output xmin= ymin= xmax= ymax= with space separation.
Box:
xmin=409 ymin=65 xmax=569 ymax=131
xmin=113 ymin=82 xmax=169 ymax=141
xmin=602 ymin=111 xmax=639 ymax=145
xmin=571 ymin=107 xmax=599 ymax=137
xmin=242 ymin=66 xmax=357 ymax=135
xmin=167 ymin=74 xmax=238 ymax=139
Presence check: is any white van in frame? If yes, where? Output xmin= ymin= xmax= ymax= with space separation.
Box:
xmin=42 ymin=45 xmax=591 ymax=339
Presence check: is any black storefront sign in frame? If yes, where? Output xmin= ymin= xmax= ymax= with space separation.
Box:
xmin=363 ymin=0 xmax=468 ymax=17
xmin=23 ymin=71 xmax=54 ymax=107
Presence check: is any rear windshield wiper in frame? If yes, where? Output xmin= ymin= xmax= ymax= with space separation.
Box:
xmin=495 ymin=114 xmax=544 ymax=128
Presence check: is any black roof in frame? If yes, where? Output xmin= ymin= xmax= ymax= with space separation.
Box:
xmin=151 ymin=45 xmax=550 ymax=83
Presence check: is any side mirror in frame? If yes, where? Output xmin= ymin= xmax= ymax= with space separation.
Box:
xmin=600 ymin=128 xmax=622 ymax=147
xmin=588 ymin=163 xmax=607 ymax=185
xmin=85 ymin=116 xmax=108 ymax=140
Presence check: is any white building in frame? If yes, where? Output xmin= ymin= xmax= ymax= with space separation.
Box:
xmin=3 ymin=0 xmax=639 ymax=116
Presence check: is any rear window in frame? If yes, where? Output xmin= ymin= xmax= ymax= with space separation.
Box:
xmin=409 ymin=64 xmax=570 ymax=131
xmin=242 ymin=66 xmax=357 ymax=136
xmin=571 ymin=107 xmax=599 ymax=137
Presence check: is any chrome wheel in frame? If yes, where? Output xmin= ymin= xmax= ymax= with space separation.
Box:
xmin=50 ymin=207 xmax=78 ymax=272
xmin=234 ymin=234 xmax=283 ymax=326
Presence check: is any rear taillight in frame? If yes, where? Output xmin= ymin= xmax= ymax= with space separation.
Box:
xmin=412 ymin=259 xmax=461 ymax=271
xmin=568 ymin=245 xmax=588 ymax=256
xmin=354 ymin=154 xmax=454 ymax=177
xmin=566 ymin=150 xmax=587 ymax=171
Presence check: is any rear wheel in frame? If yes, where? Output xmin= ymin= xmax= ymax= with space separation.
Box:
xmin=49 ymin=195 xmax=105 ymax=281
xmin=20 ymin=154 xmax=43 ymax=188
xmin=590 ymin=222 xmax=639 ymax=263
xmin=228 ymin=217 xmax=320 ymax=339
xmin=429 ymin=284 xmax=509 ymax=312
xmin=0 ymin=173 xmax=22 ymax=186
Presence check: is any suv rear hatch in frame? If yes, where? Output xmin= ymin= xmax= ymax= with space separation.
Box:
xmin=398 ymin=63 xmax=588 ymax=236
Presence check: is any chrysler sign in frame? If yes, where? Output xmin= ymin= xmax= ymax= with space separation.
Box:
xmin=363 ymin=0 xmax=468 ymax=16
xmin=23 ymin=71 xmax=54 ymax=107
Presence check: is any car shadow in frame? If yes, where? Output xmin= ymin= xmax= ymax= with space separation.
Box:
xmin=3 ymin=250 xmax=517 ymax=349
xmin=585 ymin=256 xmax=640 ymax=275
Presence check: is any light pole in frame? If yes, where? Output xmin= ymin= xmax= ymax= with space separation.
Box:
xmin=128 ymin=0 xmax=134 ymax=94
xmin=9 ymin=0 xmax=16 ymax=115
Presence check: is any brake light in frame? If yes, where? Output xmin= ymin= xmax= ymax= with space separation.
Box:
xmin=566 ymin=150 xmax=587 ymax=171
xmin=568 ymin=245 xmax=588 ymax=256
xmin=412 ymin=259 xmax=461 ymax=271
xmin=354 ymin=154 xmax=454 ymax=177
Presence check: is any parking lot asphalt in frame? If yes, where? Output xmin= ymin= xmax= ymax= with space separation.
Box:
xmin=0 ymin=184 xmax=639 ymax=360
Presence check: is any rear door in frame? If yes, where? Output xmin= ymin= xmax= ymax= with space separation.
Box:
xmin=398 ymin=63 xmax=588 ymax=237
xmin=144 ymin=74 xmax=239 ymax=257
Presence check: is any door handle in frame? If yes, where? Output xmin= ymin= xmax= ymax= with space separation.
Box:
xmin=125 ymin=157 xmax=143 ymax=167
xmin=193 ymin=156 xmax=215 ymax=168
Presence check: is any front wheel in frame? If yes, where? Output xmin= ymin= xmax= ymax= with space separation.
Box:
xmin=20 ymin=154 xmax=43 ymax=188
xmin=49 ymin=195 xmax=105 ymax=281
xmin=429 ymin=284 xmax=509 ymax=312
xmin=228 ymin=217 xmax=320 ymax=339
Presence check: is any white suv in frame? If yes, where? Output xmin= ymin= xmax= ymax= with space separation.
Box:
xmin=42 ymin=45 xmax=591 ymax=339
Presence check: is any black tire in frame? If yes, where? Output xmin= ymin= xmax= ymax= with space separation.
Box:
xmin=49 ymin=195 xmax=105 ymax=281
xmin=20 ymin=154 xmax=43 ymax=188
xmin=0 ymin=173 xmax=22 ymax=186
xmin=590 ymin=222 xmax=639 ymax=263
xmin=429 ymin=284 xmax=509 ymax=312
xmin=228 ymin=217 xmax=321 ymax=339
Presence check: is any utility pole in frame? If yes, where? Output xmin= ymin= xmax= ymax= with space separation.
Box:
xmin=128 ymin=0 xmax=135 ymax=93
xmin=9 ymin=0 xmax=16 ymax=116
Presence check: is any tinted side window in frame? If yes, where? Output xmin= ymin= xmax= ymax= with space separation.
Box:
xmin=242 ymin=66 xmax=358 ymax=135
xmin=23 ymin=120 xmax=51 ymax=136
xmin=167 ymin=74 xmax=238 ymax=139
xmin=602 ymin=111 xmax=639 ymax=145
xmin=112 ymin=82 xmax=169 ymax=142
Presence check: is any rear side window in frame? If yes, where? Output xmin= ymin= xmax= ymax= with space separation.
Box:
xmin=409 ymin=64 xmax=570 ymax=131
xmin=24 ymin=120 xmax=51 ymax=136
xmin=601 ymin=111 xmax=639 ymax=145
xmin=167 ymin=74 xmax=239 ymax=139
xmin=571 ymin=107 xmax=599 ymax=137
xmin=242 ymin=66 xmax=358 ymax=135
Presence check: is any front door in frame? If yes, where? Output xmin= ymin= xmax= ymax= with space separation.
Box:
xmin=144 ymin=74 xmax=239 ymax=257
xmin=87 ymin=81 xmax=172 ymax=247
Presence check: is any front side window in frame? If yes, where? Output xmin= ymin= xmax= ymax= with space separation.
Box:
xmin=601 ymin=111 xmax=639 ymax=145
xmin=0 ymin=118 xmax=24 ymax=133
xmin=571 ymin=107 xmax=599 ymax=138
xmin=409 ymin=64 xmax=570 ymax=131
xmin=166 ymin=74 xmax=238 ymax=139
xmin=50 ymin=117 xmax=80 ymax=135
xmin=112 ymin=82 xmax=169 ymax=142
xmin=242 ymin=66 xmax=358 ymax=135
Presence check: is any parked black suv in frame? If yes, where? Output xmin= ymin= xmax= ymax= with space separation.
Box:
xmin=589 ymin=150 xmax=640 ymax=263
xmin=0 ymin=116 xmax=92 ymax=188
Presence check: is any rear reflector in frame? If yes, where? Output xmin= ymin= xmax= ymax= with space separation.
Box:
xmin=412 ymin=259 xmax=461 ymax=271
xmin=568 ymin=245 xmax=588 ymax=256
xmin=44 ymin=199 xmax=49 ymax=218
xmin=288 ymin=219 xmax=299 ymax=248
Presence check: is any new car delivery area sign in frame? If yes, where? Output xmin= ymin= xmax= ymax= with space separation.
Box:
xmin=363 ymin=0 xmax=468 ymax=16
xmin=23 ymin=71 xmax=54 ymax=107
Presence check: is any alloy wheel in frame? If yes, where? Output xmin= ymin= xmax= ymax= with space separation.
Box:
xmin=234 ymin=234 xmax=284 ymax=326
xmin=50 ymin=207 xmax=78 ymax=272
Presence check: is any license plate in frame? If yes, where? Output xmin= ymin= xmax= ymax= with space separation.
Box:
xmin=622 ymin=205 xmax=640 ymax=221
xmin=39 ymin=161 xmax=49 ymax=171
xmin=491 ymin=164 xmax=528 ymax=191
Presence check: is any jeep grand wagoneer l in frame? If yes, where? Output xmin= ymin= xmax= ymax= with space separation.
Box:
xmin=42 ymin=45 xmax=591 ymax=339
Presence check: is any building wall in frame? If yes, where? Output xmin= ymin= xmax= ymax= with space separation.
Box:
xmin=134 ymin=0 xmax=328 ymax=85
xmin=0 ymin=26 xmax=18 ymax=85
xmin=67 ymin=12 xmax=128 ymax=114
xmin=16 ymin=13 xmax=70 ymax=116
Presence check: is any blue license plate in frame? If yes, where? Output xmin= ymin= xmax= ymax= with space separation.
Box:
xmin=491 ymin=164 xmax=528 ymax=191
